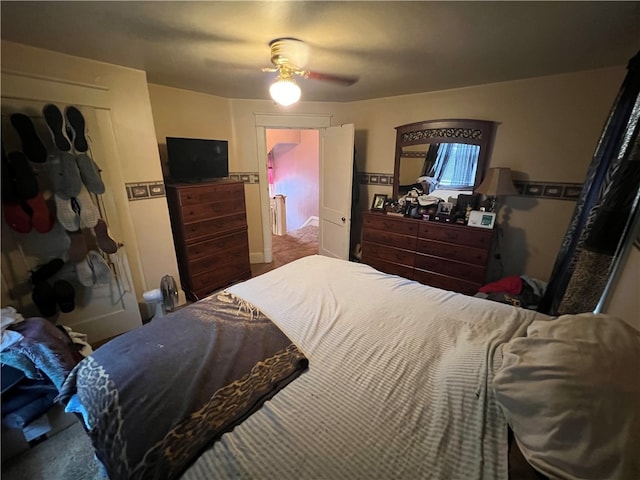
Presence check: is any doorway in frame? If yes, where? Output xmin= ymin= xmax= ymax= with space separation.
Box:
xmin=253 ymin=114 xmax=354 ymax=273
xmin=253 ymin=114 xmax=331 ymax=267
xmin=251 ymin=128 xmax=320 ymax=276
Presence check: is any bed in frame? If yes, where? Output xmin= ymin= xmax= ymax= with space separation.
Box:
xmin=58 ymin=255 xmax=640 ymax=480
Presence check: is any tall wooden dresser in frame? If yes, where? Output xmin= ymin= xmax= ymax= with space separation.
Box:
xmin=165 ymin=180 xmax=251 ymax=301
xmin=361 ymin=212 xmax=494 ymax=295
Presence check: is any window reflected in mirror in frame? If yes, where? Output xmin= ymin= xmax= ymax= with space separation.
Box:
xmin=398 ymin=142 xmax=481 ymax=197
xmin=393 ymin=119 xmax=497 ymax=201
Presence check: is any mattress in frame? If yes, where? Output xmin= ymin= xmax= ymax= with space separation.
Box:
xmin=183 ymin=255 xmax=550 ymax=479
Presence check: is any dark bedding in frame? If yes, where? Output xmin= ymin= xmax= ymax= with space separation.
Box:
xmin=58 ymin=291 xmax=308 ymax=480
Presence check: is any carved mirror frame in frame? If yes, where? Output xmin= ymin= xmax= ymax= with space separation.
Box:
xmin=392 ymin=118 xmax=497 ymax=201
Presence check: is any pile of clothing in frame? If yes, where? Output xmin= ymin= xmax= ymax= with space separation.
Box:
xmin=1 ymin=307 xmax=92 ymax=434
xmin=474 ymin=275 xmax=547 ymax=310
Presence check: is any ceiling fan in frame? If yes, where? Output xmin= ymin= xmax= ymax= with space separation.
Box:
xmin=262 ymin=38 xmax=358 ymax=106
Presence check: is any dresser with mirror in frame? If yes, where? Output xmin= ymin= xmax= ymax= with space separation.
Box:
xmin=362 ymin=118 xmax=499 ymax=295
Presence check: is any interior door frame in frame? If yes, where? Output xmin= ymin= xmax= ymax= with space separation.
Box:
xmin=254 ymin=113 xmax=331 ymax=263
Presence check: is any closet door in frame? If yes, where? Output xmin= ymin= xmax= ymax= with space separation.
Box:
xmin=1 ymin=73 xmax=141 ymax=342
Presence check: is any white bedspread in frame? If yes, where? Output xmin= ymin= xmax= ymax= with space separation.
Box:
xmin=183 ymin=255 xmax=549 ymax=480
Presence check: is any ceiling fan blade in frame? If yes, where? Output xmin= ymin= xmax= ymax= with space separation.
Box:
xmin=303 ymin=70 xmax=359 ymax=86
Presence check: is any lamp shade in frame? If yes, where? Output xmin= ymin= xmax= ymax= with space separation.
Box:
xmin=269 ymin=77 xmax=301 ymax=106
xmin=475 ymin=167 xmax=518 ymax=196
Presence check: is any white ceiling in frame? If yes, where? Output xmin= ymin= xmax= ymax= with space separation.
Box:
xmin=2 ymin=1 xmax=639 ymax=103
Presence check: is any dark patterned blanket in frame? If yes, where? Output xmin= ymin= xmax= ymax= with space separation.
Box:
xmin=58 ymin=292 xmax=308 ymax=480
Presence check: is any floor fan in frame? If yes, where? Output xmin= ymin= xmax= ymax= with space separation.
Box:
xmin=143 ymin=275 xmax=178 ymax=320
xmin=160 ymin=275 xmax=178 ymax=312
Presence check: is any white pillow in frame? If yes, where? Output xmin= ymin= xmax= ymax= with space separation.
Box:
xmin=493 ymin=313 xmax=640 ymax=480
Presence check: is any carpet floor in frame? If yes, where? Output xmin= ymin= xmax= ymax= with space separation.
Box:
xmin=1 ymin=226 xmax=318 ymax=479
xmin=251 ymin=224 xmax=319 ymax=277
xmin=1 ymin=421 xmax=106 ymax=480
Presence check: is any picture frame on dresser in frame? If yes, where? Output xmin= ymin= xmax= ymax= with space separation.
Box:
xmin=455 ymin=194 xmax=479 ymax=216
xmin=371 ymin=193 xmax=387 ymax=211
xmin=436 ymin=202 xmax=453 ymax=216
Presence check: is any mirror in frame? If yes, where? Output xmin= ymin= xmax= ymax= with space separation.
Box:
xmin=393 ymin=119 xmax=497 ymax=200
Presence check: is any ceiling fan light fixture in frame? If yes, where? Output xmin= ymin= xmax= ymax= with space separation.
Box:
xmin=269 ymin=76 xmax=301 ymax=106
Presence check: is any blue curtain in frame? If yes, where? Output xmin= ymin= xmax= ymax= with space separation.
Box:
xmin=430 ymin=143 xmax=480 ymax=187
xmin=538 ymin=51 xmax=640 ymax=315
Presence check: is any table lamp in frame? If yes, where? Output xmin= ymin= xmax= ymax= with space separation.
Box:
xmin=475 ymin=167 xmax=518 ymax=212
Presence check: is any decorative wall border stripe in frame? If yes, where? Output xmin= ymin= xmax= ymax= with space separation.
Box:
xmin=401 ymin=151 xmax=427 ymax=159
xmin=357 ymin=173 xmax=584 ymax=201
xmin=513 ymin=181 xmax=583 ymax=201
xmin=126 ymin=181 xmax=166 ymax=201
xmin=359 ymin=173 xmax=394 ymax=185
xmin=228 ymin=172 xmax=260 ymax=184
xmin=125 ymin=172 xmax=259 ymax=201
xmin=125 ymin=175 xmax=583 ymax=202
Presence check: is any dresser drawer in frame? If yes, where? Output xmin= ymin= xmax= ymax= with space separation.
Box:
xmin=183 ymin=213 xmax=247 ymax=242
xmin=177 ymin=183 xmax=245 ymax=206
xmin=186 ymin=230 xmax=248 ymax=260
xmin=362 ymin=228 xmax=417 ymax=250
xmin=166 ymin=181 xmax=250 ymax=302
xmin=188 ymin=239 xmax=250 ymax=274
xmin=364 ymin=257 xmax=415 ymax=280
xmin=417 ymin=238 xmax=488 ymax=265
xmin=361 ymin=211 xmax=493 ymax=295
xmin=413 ymin=269 xmax=481 ymax=295
xmin=361 ymin=241 xmax=416 ymax=268
xmin=181 ymin=198 xmax=246 ymax=223
xmin=189 ymin=262 xmax=251 ymax=299
xmin=364 ymin=213 xmax=419 ymax=236
xmin=414 ymin=253 xmax=486 ymax=284
xmin=419 ymin=222 xmax=493 ymax=249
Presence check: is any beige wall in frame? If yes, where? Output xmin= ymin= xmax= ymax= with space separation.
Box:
xmin=3 ymin=40 xmax=631 ymax=320
xmin=147 ymin=84 xmax=233 ymax=175
xmin=332 ymin=68 xmax=625 ymax=281
xmin=147 ymin=68 xmax=625 ymax=283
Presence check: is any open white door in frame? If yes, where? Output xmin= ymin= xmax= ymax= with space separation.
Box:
xmin=319 ymin=124 xmax=355 ymax=259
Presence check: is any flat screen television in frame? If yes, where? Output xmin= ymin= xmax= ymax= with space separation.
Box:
xmin=166 ymin=137 xmax=229 ymax=183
